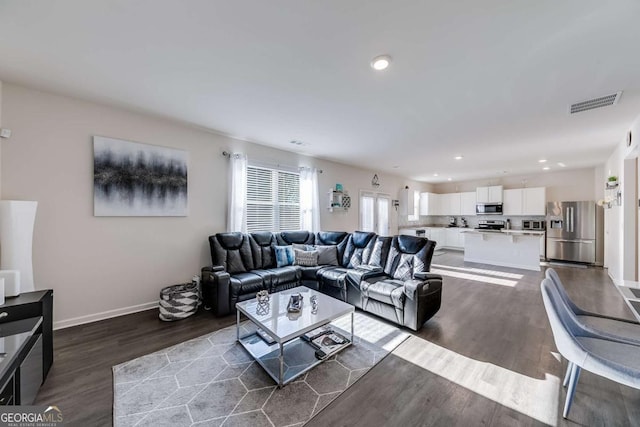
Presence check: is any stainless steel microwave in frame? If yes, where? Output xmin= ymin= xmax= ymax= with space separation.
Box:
xmin=476 ymin=203 xmax=503 ymax=215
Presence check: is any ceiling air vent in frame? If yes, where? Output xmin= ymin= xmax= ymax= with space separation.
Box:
xmin=570 ymin=91 xmax=622 ymax=114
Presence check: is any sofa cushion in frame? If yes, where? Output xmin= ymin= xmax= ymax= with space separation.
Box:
xmin=249 ymin=232 xmax=276 ymax=269
xmin=294 ymin=249 xmax=319 ymax=266
xmin=210 ymin=232 xmax=254 ymax=274
xmin=229 ymin=272 xmax=265 ymax=297
xmin=277 ymin=231 xmax=315 ymax=245
xmin=275 ymin=245 xmax=294 ymax=267
xmin=362 ymin=276 xmax=405 ymax=309
xmin=317 ymin=267 xmax=350 ymax=288
xmin=314 ymin=245 xmax=339 ymax=266
xmin=316 ymin=231 xmax=349 ymax=245
xmin=265 ymin=266 xmax=301 ymax=287
xmin=299 ymin=266 xmax=325 ymax=281
xmin=393 ymin=254 xmax=414 ymax=281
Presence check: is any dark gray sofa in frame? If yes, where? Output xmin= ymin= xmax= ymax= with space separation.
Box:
xmin=201 ymin=230 xmax=442 ymax=330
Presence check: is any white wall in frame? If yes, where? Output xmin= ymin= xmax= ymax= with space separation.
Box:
xmin=604 ymin=114 xmax=640 ymax=280
xmin=0 ymin=83 xmax=426 ymax=327
xmin=432 ymin=167 xmax=599 ymax=202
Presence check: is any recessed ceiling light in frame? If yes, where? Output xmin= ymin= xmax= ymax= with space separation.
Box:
xmin=447 ymin=177 xmax=452 ymax=181
xmin=371 ymin=55 xmax=391 ymax=71
xmin=543 ymin=166 xmax=550 ymax=171
xmin=454 ymin=155 xmax=463 ymax=160
xmin=557 ymin=162 xmax=566 ymax=167
xmin=433 ymin=173 xmax=439 ymax=177
xmin=538 ymin=159 xmax=547 ymax=163
xmin=392 ymin=165 xmax=399 ymax=169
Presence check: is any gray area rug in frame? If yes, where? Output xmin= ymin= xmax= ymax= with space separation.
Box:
xmin=113 ymin=312 xmax=409 ymax=427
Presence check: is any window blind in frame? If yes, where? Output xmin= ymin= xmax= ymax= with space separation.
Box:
xmin=246 ymin=165 xmax=300 ymax=232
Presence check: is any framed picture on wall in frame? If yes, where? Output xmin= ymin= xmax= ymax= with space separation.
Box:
xmin=93 ymin=136 xmax=188 ymax=216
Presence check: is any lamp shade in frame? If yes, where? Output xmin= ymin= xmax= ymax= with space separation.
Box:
xmin=0 ymin=201 xmax=37 ymax=294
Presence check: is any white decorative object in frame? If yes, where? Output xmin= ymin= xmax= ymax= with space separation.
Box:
xmin=0 ymin=270 xmax=20 ymax=297
xmin=0 ymin=278 xmax=5 ymax=305
xmin=0 ymin=201 xmax=37 ymax=294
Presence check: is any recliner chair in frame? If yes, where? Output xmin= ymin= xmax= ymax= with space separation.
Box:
xmin=360 ymin=235 xmax=441 ymax=330
xmin=316 ymin=231 xmax=377 ymax=301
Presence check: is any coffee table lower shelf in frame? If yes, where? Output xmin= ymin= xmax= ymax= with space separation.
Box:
xmin=238 ymin=330 xmax=351 ymax=387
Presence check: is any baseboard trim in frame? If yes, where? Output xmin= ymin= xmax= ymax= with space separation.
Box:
xmin=53 ymin=301 xmax=158 ymax=330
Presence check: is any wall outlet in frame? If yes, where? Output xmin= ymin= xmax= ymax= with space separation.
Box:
xmin=0 ymin=128 xmax=12 ymax=139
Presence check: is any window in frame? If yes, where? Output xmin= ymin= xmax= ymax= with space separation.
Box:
xmin=246 ymin=165 xmax=300 ymax=232
xmin=360 ymin=191 xmax=391 ymax=235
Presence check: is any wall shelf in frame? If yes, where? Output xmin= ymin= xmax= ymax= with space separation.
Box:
xmin=328 ymin=190 xmax=350 ymax=212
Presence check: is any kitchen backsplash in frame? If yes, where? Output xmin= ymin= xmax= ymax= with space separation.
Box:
xmin=398 ymin=215 xmax=546 ymax=229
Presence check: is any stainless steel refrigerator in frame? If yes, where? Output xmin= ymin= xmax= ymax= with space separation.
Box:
xmin=546 ymin=201 xmax=604 ymax=264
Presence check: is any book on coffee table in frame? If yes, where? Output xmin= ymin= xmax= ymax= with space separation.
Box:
xmin=310 ymin=330 xmax=350 ymax=360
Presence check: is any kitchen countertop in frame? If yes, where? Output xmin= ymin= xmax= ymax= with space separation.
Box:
xmin=401 ymin=225 xmax=470 ymax=229
xmin=462 ymin=229 xmax=545 ymax=236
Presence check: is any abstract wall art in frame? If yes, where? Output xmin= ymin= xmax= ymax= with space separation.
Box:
xmin=93 ymin=136 xmax=188 ymax=216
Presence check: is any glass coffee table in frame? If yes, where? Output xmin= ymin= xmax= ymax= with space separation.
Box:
xmin=236 ymin=286 xmax=354 ymax=387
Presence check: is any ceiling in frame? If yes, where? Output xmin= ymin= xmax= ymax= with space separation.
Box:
xmin=1 ymin=1 xmax=639 ymax=183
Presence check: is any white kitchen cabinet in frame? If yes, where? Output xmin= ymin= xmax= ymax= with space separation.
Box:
xmin=444 ymin=228 xmax=460 ymax=248
xmin=429 ymin=228 xmax=445 ymax=247
xmin=400 ymin=188 xmax=420 ymax=219
xmin=460 ymin=192 xmax=476 ymax=216
xmin=503 ymin=189 xmax=523 ymax=215
xmin=523 ymin=187 xmax=546 ymax=215
xmin=501 ymin=187 xmax=546 ymax=216
xmin=438 ymin=193 xmax=461 ymax=216
xmin=419 ymin=192 xmax=441 ymax=216
xmin=476 ymin=186 xmax=503 ymax=203
xmin=449 ymin=193 xmax=461 ymax=216
xmin=399 ymin=228 xmax=416 ymax=236
xmin=539 ymin=234 xmax=545 ymax=258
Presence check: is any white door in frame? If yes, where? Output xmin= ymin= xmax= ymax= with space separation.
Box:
xmin=360 ymin=191 xmax=391 ymax=235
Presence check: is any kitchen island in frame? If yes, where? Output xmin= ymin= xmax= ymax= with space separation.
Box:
xmin=462 ymin=230 xmax=544 ymax=271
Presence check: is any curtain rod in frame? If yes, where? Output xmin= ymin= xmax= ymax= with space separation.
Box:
xmin=222 ymin=151 xmax=323 ymax=173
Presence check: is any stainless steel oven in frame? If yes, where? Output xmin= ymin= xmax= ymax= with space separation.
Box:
xmin=476 ymin=203 xmax=503 ymax=215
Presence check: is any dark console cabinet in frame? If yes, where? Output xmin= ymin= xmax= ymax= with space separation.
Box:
xmin=0 ymin=290 xmax=53 ymax=405
xmin=0 ymin=290 xmax=53 ymax=380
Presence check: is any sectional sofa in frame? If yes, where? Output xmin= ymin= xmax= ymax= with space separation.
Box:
xmin=201 ymin=230 xmax=442 ymax=330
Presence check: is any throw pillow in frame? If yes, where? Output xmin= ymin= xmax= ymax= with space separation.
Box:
xmin=314 ymin=245 xmax=339 ymax=266
xmin=275 ymin=245 xmax=295 ymax=268
xmin=393 ymin=255 xmax=413 ymax=281
xmin=292 ymin=243 xmax=311 ymax=251
xmin=294 ymin=248 xmax=319 ymax=266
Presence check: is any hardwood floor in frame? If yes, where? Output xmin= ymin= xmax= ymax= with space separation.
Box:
xmin=36 ymin=251 xmax=640 ymax=426
xmin=308 ymin=251 xmax=640 ymax=427
xmin=34 ymin=308 xmax=236 ymax=426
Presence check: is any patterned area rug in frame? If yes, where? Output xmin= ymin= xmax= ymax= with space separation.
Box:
xmin=113 ymin=312 xmax=409 ymax=427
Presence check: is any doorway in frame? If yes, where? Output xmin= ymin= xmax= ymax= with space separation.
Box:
xmin=359 ymin=191 xmax=391 ymax=236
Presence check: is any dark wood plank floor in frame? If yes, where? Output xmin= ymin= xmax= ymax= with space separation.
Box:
xmin=35 ymin=251 xmax=640 ymax=426
xmin=308 ymin=251 xmax=640 ymax=427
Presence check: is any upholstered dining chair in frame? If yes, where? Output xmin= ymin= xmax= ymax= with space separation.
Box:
xmin=545 ymin=268 xmax=638 ymax=323
xmin=540 ymin=278 xmax=640 ymax=418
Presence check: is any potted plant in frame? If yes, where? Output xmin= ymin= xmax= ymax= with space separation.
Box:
xmin=606 ymin=175 xmax=619 ymax=189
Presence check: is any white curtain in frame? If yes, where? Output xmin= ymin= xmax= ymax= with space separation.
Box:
xmin=300 ymin=167 xmax=320 ymax=232
xmin=228 ymin=153 xmax=247 ymax=232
